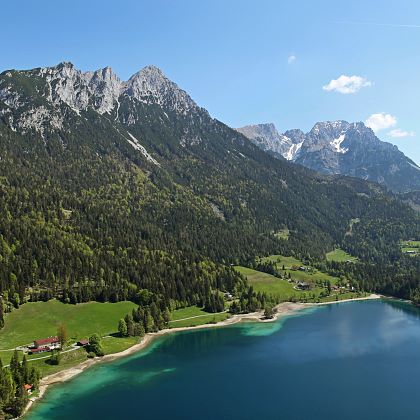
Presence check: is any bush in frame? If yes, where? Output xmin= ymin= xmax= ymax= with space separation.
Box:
xmin=88 ymin=333 xmax=104 ymax=357
xmin=48 ymin=350 xmax=61 ymax=365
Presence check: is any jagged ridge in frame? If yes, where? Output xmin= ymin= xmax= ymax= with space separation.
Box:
xmin=237 ymin=121 xmax=420 ymax=193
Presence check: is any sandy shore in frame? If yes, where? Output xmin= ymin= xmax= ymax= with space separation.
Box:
xmin=23 ymin=293 xmax=380 ymax=416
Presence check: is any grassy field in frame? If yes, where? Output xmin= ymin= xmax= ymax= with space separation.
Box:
xmin=0 ymin=300 xmax=137 ymax=350
xmin=170 ymin=306 xmax=209 ymax=320
xmin=258 ymin=255 xmax=302 ymax=268
xmin=326 ymin=248 xmax=357 ymax=262
xmin=274 ymin=229 xmax=289 ymax=240
xmin=401 ymin=240 xmax=420 ymax=255
xmin=235 ymin=266 xmax=296 ymax=297
xmin=0 ymin=300 xmax=231 ymax=379
xmin=257 ymin=255 xmax=339 ymax=282
xmin=169 ymin=312 xmax=229 ymax=328
xmin=29 ymin=348 xmax=89 ymax=378
xmin=101 ymin=336 xmax=139 ymax=354
xmin=169 ymin=306 xmax=229 ymax=328
xmin=235 ymin=254 xmax=364 ymax=303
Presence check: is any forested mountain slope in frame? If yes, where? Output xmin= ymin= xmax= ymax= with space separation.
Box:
xmin=0 ymin=62 xmax=418 ymax=307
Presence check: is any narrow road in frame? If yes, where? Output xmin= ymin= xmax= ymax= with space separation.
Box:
xmin=3 ymin=346 xmax=80 ymax=366
xmin=169 ymin=311 xmax=228 ymax=323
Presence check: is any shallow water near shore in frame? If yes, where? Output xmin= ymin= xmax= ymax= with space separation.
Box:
xmin=26 ymin=299 xmax=420 ymax=419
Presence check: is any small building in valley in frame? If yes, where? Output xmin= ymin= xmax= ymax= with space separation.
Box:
xmin=24 ymin=384 xmax=33 ymax=393
xmin=77 ymin=339 xmax=89 ymax=346
xmin=33 ymin=336 xmax=60 ymax=350
xmin=296 ymin=281 xmax=311 ymax=290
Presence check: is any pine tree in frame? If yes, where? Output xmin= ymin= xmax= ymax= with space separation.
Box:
xmin=9 ymin=350 xmax=20 ymax=386
xmin=0 ymin=366 xmax=15 ymax=414
xmin=118 ymin=318 xmax=127 ymax=337
xmin=124 ymin=314 xmax=134 ymax=336
xmin=0 ymin=297 xmax=4 ymax=330
xmin=133 ymin=323 xmax=145 ymax=337
xmin=20 ymin=355 xmax=29 ymax=384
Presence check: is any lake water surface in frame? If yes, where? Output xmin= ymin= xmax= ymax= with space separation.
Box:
xmin=27 ymin=300 xmax=420 ymax=419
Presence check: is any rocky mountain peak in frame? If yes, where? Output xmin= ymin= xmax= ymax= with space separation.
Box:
xmin=283 ymin=129 xmax=305 ymax=144
xmin=236 ymin=123 xmax=303 ymax=161
xmin=237 ymin=123 xmax=280 ymax=142
xmin=0 ymin=61 xmax=205 ymax=136
xmin=125 ymin=65 xmax=198 ymax=114
xmin=238 ymin=119 xmax=420 ymax=192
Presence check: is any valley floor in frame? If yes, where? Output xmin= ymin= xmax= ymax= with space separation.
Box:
xmin=23 ymin=293 xmax=381 ymax=417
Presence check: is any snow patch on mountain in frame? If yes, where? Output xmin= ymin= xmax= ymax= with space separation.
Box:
xmin=284 ymin=141 xmax=304 ymax=160
xmin=126 ymin=132 xmax=160 ymax=166
xmin=330 ymin=133 xmax=348 ymax=154
xmin=238 ymin=120 xmax=420 ymax=192
xmin=408 ymin=162 xmax=420 ymax=171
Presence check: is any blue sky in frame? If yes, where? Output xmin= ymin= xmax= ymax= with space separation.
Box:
xmin=2 ymin=0 xmax=419 ymax=162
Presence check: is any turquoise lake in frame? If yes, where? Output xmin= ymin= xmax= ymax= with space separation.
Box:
xmin=27 ymin=299 xmax=420 ymax=419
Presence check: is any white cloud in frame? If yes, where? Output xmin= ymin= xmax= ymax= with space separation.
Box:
xmin=387 ymin=128 xmax=415 ymax=138
xmin=287 ymin=54 xmax=296 ymax=64
xmin=323 ymin=75 xmax=372 ymax=94
xmin=365 ymin=113 xmax=397 ymax=132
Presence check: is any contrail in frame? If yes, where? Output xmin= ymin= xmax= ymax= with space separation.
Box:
xmin=334 ymin=21 xmax=420 ymax=29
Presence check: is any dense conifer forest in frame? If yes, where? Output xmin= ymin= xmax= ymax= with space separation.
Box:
xmin=0 ymin=62 xmax=419 ymax=326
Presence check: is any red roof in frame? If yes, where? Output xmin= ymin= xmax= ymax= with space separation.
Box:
xmin=34 ymin=336 xmax=59 ymax=346
xmin=78 ymin=339 xmax=89 ymax=345
xmin=24 ymin=384 xmax=33 ymax=390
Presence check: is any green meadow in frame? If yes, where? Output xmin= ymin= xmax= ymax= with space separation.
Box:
xmin=326 ymin=248 xmax=357 ymax=262
xmin=169 ymin=306 xmax=229 ymax=328
xmin=401 ymin=240 xmax=420 ymax=255
xmin=235 ymin=254 xmax=365 ymax=303
xmin=274 ymin=229 xmax=290 ymax=240
xmin=0 ymin=300 xmax=137 ymax=350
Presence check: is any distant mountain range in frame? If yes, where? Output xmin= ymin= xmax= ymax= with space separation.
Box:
xmin=237 ymin=121 xmax=420 ymax=193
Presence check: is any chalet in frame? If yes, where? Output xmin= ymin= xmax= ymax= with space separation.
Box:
xmin=77 ymin=339 xmax=89 ymax=346
xmin=24 ymin=384 xmax=33 ymax=393
xmin=224 ymin=292 xmax=233 ymax=300
xmin=33 ymin=336 xmax=60 ymax=350
xmin=297 ymin=281 xmax=310 ymax=290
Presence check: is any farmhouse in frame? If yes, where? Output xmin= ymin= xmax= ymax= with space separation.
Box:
xmin=33 ymin=336 xmax=60 ymax=350
xmin=77 ymin=339 xmax=89 ymax=346
xmin=24 ymin=384 xmax=33 ymax=393
xmin=296 ymin=281 xmax=311 ymax=290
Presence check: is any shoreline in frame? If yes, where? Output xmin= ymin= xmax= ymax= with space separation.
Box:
xmin=23 ymin=293 xmax=380 ymax=417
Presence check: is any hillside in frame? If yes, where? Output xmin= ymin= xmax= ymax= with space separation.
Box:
xmin=0 ymin=62 xmax=418 ymax=310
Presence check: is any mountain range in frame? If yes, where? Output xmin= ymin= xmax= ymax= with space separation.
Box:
xmin=0 ymin=62 xmax=418 ymax=306
xmin=237 ymin=121 xmax=420 ymax=193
